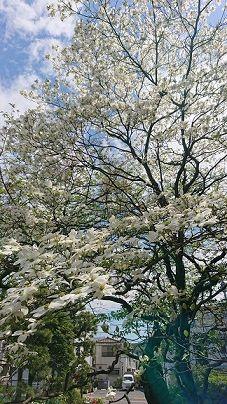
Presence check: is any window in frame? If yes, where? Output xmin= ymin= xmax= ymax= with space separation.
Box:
xmin=110 ymin=369 xmax=120 ymax=375
xmin=123 ymin=376 xmax=133 ymax=381
xmin=102 ymin=345 xmax=115 ymax=357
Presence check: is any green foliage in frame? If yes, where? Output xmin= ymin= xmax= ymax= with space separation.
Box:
xmin=43 ymin=312 xmax=75 ymax=377
xmin=27 ymin=344 xmax=51 ymax=382
xmin=191 ymin=364 xmax=209 ymax=390
xmin=3 ymin=309 xmax=97 ymax=401
xmin=209 ymin=370 xmax=227 ymax=385
xmin=0 ymin=384 xmax=16 ymax=403
xmin=45 ymin=389 xmax=86 ymax=404
xmin=191 ymin=366 xmax=227 ymax=403
xmin=0 ymin=380 xmax=34 ymax=403
xmin=208 ymin=370 xmax=227 ymax=402
xmin=168 ymin=384 xmax=187 ymax=404
xmin=112 ymin=376 xmax=122 ymax=389
xmin=85 ymin=398 xmax=104 ymax=404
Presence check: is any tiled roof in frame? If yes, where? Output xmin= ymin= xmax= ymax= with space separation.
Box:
xmin=96 ymin=337 xmax=121 ymax=344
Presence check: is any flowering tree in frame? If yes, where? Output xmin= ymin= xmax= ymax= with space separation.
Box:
xmin=0 ymin=0 xmax=227 ymax=403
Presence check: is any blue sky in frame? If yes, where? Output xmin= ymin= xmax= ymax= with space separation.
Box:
xmin=0 ymin=0 xmax=224 ymax=123
xmin=0 ymin=0 xmax=75 ymax=121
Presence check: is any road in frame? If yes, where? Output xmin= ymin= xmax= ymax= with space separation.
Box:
xmin=87 ymin=389 xmax=146 ymax=403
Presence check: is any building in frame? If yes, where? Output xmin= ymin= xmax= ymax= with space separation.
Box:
xmin=191 ymin=303 xmax=227 ymax=369
xmin=93 ymin=337 xmax=138 ymax=387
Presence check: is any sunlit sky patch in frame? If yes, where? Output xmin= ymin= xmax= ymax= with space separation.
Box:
xmin=0 ymin=0 xmax=224 ymax=120
xmin=0 ymin=0 xmax=75 ymax=120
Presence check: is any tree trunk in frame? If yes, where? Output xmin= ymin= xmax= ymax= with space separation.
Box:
xmin=14 ymin=367 xmax=23 ymax=402
xmin=28 ymin=370 xmax=34 ymax=387
xmin=173 ymin=246 xmax=199 ymax=403
xmin=175 ymin=359 xmax=198 ymax=404
xmin=143 ymin=362 xmax=172 ymax=404
xmin=26 ymin=370 xmax=35 ymax=399
xmin=201 ymin=367 xmax=212 ymax=404
xmin=142 ymin=329 xmax=172 ymax=404
xmin=174 ymin=311 xmax=199 ymax=404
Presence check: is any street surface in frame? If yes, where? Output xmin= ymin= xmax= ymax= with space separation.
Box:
xmin=87 ymin=389 xmax=146 ymax=403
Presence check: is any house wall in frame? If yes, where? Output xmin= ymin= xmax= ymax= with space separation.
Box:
xmin=94 ymin=339 xmax=138 ymax=386
xmin=191 ymin=309 xmax=227 ymax=369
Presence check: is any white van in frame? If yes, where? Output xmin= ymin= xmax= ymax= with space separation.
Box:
xmin=122 ymin=373 xmax=135 ymax=390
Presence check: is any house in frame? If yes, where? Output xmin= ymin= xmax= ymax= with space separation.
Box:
xmin=93 ymin=337 xmax=138 ymax=387
xmin=191 ymin=303 xmax=227 ymax=369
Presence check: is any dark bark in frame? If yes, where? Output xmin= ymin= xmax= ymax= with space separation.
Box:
xmin=14 ymin=368 xmax=23 ymax=402
xmin=143 ymin=363 xmax=171 ymax=404
xmin=142 ymin=328 xmax=172 ymax=404
xmin=174 ymin=311 xmax=199 ymax=404
xmin=27 ymin=371 xmax=34 ymax=387
xmin=25 ymin=371 xmax=35 ymax=400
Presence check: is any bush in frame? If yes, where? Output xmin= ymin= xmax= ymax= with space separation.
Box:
xmin=112 ymin=377 xmax=122 ymax=389
xmin=0 ymin=385 xmax=16 ymax=402
xmin=66 ymin=389 xmax=86 ymax=404
xmin=208 ymin=370 xmax=227 ymax=403
xmin=45 ymin=389 xmax=86 ymax=404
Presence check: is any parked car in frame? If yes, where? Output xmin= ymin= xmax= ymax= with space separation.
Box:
xmin=122 ymin=374 xmax=135 ymax=390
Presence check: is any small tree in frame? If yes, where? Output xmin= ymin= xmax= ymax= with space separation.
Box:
xmin=2 ymin=309 xmax=97 ymax=401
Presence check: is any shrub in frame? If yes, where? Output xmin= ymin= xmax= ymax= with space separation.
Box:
xmin=89 ymin=399 xmax=104 ymax=404
xmin=45 ymin=389 xmax=86 ymax=404
xmin=208 ymin=370 xmax=227 ymax=403
xmin=112 ymin=377 xmax=122 ymax=389
xmin=0 ymin=385 xmax=16 ymax=402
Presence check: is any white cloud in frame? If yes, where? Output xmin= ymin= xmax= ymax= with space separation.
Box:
xmin=28 ymin=37 xmax=64 ymax=75
xmin=0 ymin=1 xmax=77 ymax=122
xmin=0 ymin=74 xmax=38 ymax=125
xmin=0 ymin=0 xmax=75 ymax=39
xmin=90 ymin=300 xmax=121 ymax=314
xmin=29 ymin=38 xmax=58 ymax=62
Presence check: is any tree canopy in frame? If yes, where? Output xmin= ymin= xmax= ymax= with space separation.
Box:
xmin=0 ymin=1 xmax=226 ymax=403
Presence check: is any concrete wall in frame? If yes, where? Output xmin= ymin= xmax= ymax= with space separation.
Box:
xmin=94 ymin=339 xmax=138 ymax=385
